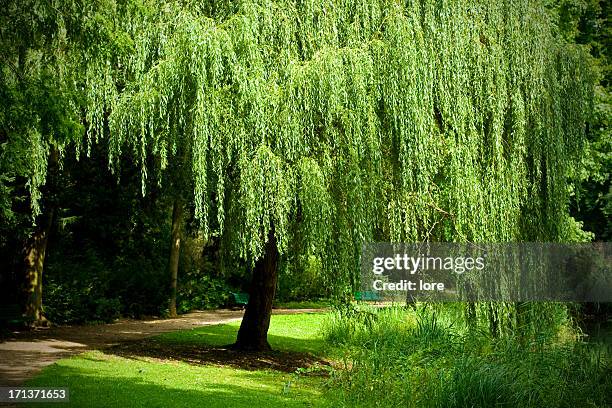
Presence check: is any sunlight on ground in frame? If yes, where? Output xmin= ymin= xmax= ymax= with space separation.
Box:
xmin=26 ymin=314 xmax=331 ymax=408
xmin=157 ymin=313 xmax=327 ymax=354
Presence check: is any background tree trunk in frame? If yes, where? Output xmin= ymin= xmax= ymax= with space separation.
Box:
xmin=168 ymin=199 xmax=183 ymax=317
xmin=23 ymin=207 xmax=54 ymax=325
xmin=234 ymin=229 xmax=279 ymax=351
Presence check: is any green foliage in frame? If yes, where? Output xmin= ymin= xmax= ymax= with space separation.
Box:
xmin=556 ymin=0 xmax=611 ymax=241
xmin=277 ymin=255 xmax=331 ymax=301
xmin=0 ymin=0 xmax=103 ymax=222
xmin=38 ymin=148 xmax=173 ymax=322
xmin=322 ymin=305 xmax=611 ymax=408
xmin=0 ymin=0 xmax=602 ymax=324
xmin=571 ymin=77 xmax=611 ymax=242
xmin=177 ymin=273 xmax=231 ymax=313
xmin=43 ymin=281 xmax=121 ymax=325
xmin=72 ymin=0 xmax=594 ymax=292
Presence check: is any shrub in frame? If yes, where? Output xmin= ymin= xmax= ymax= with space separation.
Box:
xmin=177 ymin=271 xmax=231 ymax=313
xmin=44 ymin=281 xmax=121 ymax=324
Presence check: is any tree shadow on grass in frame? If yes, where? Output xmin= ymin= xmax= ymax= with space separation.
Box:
xmin=114 ymin=319 xmax=333 ymax=374
xmin=26 ymin=364 xmax=326 ymax=408
xmin=106 ymin=338 xmax=332 ymax=374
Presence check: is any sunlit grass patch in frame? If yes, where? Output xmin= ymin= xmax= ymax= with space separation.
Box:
xmin=26 ymin=313 xmax=332 ymax=408
xmin=27 ymin=350 xmax=328 ymax=408
xmin=157 ymin=313 xmax=327 ymax=355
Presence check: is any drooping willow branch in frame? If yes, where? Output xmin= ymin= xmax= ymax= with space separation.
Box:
xmin=78 ymin=0 xmax=592 ymax=277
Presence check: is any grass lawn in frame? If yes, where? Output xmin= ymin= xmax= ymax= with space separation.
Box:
xmin=156 ymin=312 xmax=327 ymax=354
xmin=26 ymin=313 xmax=331 ymax=407
xmin=22 ymin=307 xmax=610 ymax=408
xmin=273 ymin=300 xmax=331 ymax=310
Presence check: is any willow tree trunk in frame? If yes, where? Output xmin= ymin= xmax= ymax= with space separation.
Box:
xmin=234 ymin=229 xmax=279 ymax=351
xmin=168 ymin=199 xmax=183 ymax=317
xmin=23 ymin=206 xmax=54 ymax=326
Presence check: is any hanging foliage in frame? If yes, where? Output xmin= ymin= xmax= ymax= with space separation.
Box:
xmin=71 ymin=0 xmax=593 ymax=285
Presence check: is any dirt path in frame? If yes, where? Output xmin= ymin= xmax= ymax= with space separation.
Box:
xmin=0 ymin=308 xmax=322 ymax=386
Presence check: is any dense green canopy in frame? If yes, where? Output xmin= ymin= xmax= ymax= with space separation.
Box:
xmin=6 ymin=0 xmax=593 ymax=283
xmin=0 ymin=0 xmax=85 ymax=225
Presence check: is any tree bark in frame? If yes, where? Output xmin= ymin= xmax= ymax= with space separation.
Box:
xmin=23 ymin=204 xmax=55 ymax=326
xmin=234 ymin=229 xmax=279 ymax=351
xmin=168 ymin=199 xmax=183 ymax=317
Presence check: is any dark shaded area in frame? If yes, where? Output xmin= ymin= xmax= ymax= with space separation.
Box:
xmin=0 ymin=144 xmax=241 ymax=327
xmin=107 ymin=339 xmax=331 ymax=374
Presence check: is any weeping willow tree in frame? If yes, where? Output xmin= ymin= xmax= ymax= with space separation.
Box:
xmin=75 ymin=0 xmax=593 ymax=349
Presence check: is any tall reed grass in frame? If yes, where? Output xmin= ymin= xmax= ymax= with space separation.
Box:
xmin=321 ymin=303 xmax=610 ymax=408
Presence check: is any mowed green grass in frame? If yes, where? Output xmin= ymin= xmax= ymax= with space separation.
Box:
xmin=26 ymin=313 xmax=330 ymax=408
